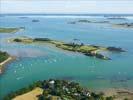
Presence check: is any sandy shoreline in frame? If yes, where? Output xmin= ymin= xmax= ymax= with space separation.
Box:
xmin=0 ymin=56 xmax=16 ymax=74
xmin=12 ymin=87 xmax=133 ymax=100
xmin=96 ymin=88 xmax=133 ymax=100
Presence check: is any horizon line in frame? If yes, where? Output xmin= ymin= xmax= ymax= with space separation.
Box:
xmin=1 ymin=13 xmax=133 ymax=15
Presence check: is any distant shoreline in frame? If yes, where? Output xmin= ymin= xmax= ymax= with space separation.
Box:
xmin=1 ymin=13 xmax=133 ymax=19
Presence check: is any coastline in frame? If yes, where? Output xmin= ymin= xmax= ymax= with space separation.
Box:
xmin=0 ymin=56 xmax=16 ymax=74
xmin=1 ymin=14 xmax=133 ymax=100
xmin=12 ymin=88 xmax=133 ymax=100
xmin=6 ymin=81 xmax=133 ymax=100
xmin=97 ymin=88 xmax=133 ymax=100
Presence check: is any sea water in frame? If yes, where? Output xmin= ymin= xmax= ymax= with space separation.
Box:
xmin=0 ymin=14 xmax=133 ymax=98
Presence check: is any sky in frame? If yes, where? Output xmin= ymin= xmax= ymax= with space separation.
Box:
xmin=0 ymin=0 xmax=133 ymax=14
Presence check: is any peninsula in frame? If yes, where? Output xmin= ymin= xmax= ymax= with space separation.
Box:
xmin=0 ymin=51 xmax=14 ymax=74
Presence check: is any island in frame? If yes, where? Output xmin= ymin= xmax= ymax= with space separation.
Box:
xmin=9 ymin=37 xmax=125 ymax=60
xmin=68 ymin=20 xmax=110 ymax=24
xmin=106 ymin=17 xmax=127 ymax=20
xmin=78 ymin=20 xmax=110 ymax=24
xmin=32 ymin=19 xmax=40 ymax=22
xmin=67 ymin=21 xmax=76 ymax=24
xmin=4 ymin=79 xmax=114 ymax=100
xmin=19 ymin=17 xmax=29 ymax=19
xmin=0 ymin=51 xmax=14 ymax=74
xmin=112 ymin=23 xmax=133 ymax=29
xmin=0 ymin=27 xmax=25 ymax=33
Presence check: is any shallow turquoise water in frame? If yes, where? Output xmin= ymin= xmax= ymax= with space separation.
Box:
xmin=0 ymin=15 xmax=133 ymax=98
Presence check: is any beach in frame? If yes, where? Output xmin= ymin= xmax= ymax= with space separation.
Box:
xmin=102 ymin=88 xmax=133 ymax=100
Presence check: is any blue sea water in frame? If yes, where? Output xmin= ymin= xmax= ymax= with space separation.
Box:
xmin=0 ymin=14 xmax=133 ymax=99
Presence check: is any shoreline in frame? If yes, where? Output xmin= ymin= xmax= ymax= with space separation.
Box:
xmin=96 ymin=88 xmax=133 ymax=100
xmin=0 ymin=56 xmax=16 ymax=74
xmin=12 ymin=88 xmax=133 ymax=100
xmin=6 ymin=81 xmax=133 ymax=100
